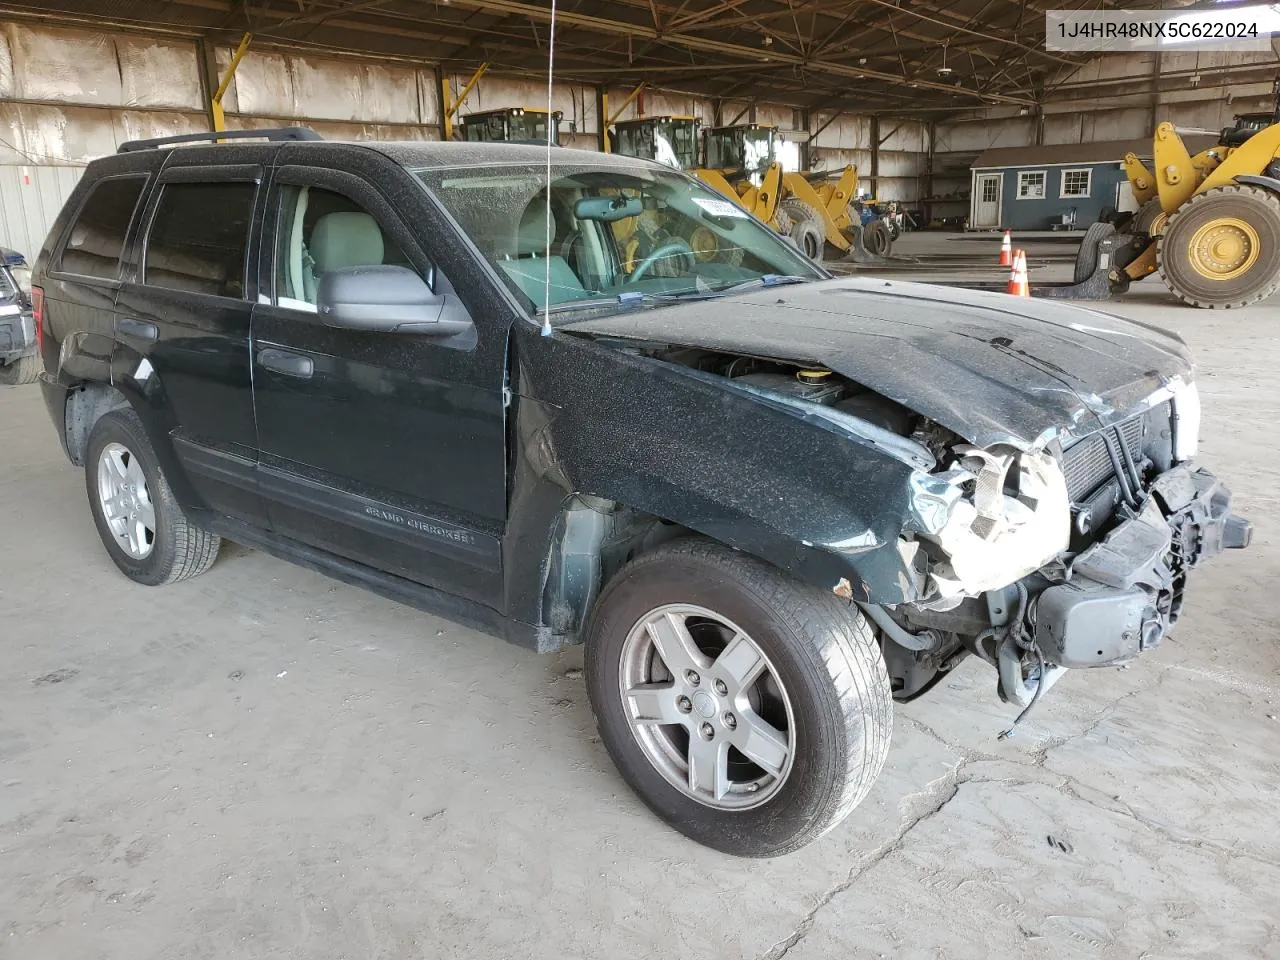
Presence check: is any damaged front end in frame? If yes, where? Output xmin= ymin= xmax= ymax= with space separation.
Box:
xmin=874 ymin=380 xmax=1251 ymax=712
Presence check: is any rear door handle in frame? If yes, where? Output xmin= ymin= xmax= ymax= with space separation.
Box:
xmin=117 ymin=317 xmax=157 ymax=341
xmin=258 ymin=348 xmax=314 ymax=379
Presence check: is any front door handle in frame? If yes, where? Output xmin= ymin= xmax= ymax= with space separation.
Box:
xmin=258 ymin=348 xmax=314 ymax=379
xmin=117 ymin=317 xmax=157 ymax=341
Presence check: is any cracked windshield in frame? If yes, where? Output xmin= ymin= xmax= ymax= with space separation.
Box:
xmin=417 ymin=163 xmax=822 ymax=318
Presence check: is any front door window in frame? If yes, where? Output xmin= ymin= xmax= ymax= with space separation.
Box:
xmin=273 ymin=185 xmax=414 ymax=312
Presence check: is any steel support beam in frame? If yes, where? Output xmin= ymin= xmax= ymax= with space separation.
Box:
xmin=441 ymin=61 xmax=489 ymax=141
xmin=596 ymin=85 xmax=609 ymax=152
xmin=425 ymin=0 xmax=1037 ymax=105
xmin=607 ymin=83 xmax=647 ymax=124
xmin=870 ymin=114 xmax=880 ymax=196
xmin=211 ymin=31 xmax=252 ymax=133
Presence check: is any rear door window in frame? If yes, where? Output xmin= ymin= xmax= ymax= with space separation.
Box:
xmin=58 ymin=176 xmax=147 ymax=280
xmin=144 ymin=182 xmax=256 ymax=299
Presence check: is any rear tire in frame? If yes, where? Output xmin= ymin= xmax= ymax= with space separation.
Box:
xmin=1158 ymin=184 xmax=1280 ymax=308
xmin=584 ymin=538 xmax=892 ymax=857
xmin=1074 ymin=220 xmax=1116 ymax=284
xmin=0 ymin=353 xmax=39 ymax=385
xmin=85 ymin=408 xmax=221 ymax=586
xmin=779 ymin=199 xmax=826 ymax=263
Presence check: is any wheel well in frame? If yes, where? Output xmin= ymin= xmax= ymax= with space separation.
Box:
xmin=64 ymin=382 xmax=130 ymax=466
xmin=541 ymin=495 xmax=691 ymax=643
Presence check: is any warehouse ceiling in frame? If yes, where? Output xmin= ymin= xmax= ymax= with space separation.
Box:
xmin=0 ymin=0 xmax=1154 ymax=112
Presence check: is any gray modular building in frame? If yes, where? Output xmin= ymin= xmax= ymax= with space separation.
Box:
xmin=967 ymin=136 xmax=1213 ymax=231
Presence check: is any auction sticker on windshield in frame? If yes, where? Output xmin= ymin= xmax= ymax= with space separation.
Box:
xmin=692 ymin=197 xmax=749 ymax=218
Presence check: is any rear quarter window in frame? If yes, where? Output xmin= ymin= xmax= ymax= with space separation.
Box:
xmin=57 ymin=176 xmax=148 ymax=280
xmin=143 ymin=182 xmax=256 ymax=299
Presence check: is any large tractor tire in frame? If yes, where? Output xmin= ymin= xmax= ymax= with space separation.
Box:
xmin=1073 ymin=221 xmax=1116 ymax=284
xmin=683 ymin=223 xmax=745 ymax=268
xmin=779 ymin=199 xmax=825 ymax=263
xmin=0 ymin=353 xmax=40 ymax=385
xmin=1158 ymin=184 xmax=1280 ymax=309
xmin=1133 ymin=197 xmax=1167 ymax=238
xmin=863 ymin=220 xmax=893 ymax=257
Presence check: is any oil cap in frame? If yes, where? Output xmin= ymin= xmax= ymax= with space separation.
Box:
xmin=797 ymin=369 xmax=832 ymax=383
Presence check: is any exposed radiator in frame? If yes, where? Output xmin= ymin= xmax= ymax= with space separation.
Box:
xmin=1061 ymin=413 xmax=1149 ymax=502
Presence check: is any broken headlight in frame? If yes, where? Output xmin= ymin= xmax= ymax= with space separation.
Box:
xmin=1169 ymin=379 xmax=1200 ymax=462
xmin=909 ymin=447 xmax=1070 ymax=605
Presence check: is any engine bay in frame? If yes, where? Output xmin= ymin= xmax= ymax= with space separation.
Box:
xmin=654 ymin=347 xmax=923 ymax=438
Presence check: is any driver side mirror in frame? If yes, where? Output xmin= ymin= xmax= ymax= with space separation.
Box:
xmin=317 ymin=265 xmax=472 ymax=336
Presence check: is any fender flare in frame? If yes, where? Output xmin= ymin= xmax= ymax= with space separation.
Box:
xmin=1233 ymin=173 xmax=1280 ymax=195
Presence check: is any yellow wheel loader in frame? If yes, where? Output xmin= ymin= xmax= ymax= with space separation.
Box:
xmin=459 ymin=107 xmax=565 ymax=145
xmin=609 ymin=119 xmax=874 ymax=263
xmin=694 ymin=124 xmax=874 ymax=263
xmin=1090 ymin=85 xmax=1280 ymax=308
xmin=611 ymin=115 xmax=701 ymax=170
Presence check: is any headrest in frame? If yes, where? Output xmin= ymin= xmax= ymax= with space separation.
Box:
xmin=311 ymin=212 xmax=384 ymax=272
xmin=516 ymin=203 xmax=552 ymax=256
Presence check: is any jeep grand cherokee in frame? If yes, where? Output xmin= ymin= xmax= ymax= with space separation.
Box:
xmin=31 ymin=129 xmax=1250 ymax=856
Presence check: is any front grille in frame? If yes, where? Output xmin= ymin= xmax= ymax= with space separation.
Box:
xmin=1061 ymin=414 xmax=1147 ymax=502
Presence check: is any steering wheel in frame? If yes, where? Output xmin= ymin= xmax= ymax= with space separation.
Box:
xmin=628 ymin=237 xmax=696 ymax=283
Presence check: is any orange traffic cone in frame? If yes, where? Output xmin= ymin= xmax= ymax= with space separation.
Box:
xmin=1007 ymin=249 xmax=1029 ymax=297
xmin=999 ymin=229 xmax=1013 ymax=266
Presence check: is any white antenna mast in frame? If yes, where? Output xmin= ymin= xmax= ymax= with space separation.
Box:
xmin=541 ymin=0 xmax=558 ymax=337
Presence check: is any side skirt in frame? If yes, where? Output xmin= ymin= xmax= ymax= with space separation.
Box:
xmin=196 ymin=512 xmax=561 ymax=653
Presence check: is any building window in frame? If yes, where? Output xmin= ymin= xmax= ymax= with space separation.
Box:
xmin=1061 ymin=168 xmax=1092 ymax=198
xmin=980 ymin=177 xmax=999 ymax=203
xmin=1016 ymin=170 xmax=1046 ymax=200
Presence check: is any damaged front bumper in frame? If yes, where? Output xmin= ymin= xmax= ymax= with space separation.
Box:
xmin=884 ymin=463 xmax=1251 ymax=708
xmin=1033 ymin=465 xmax=1250 ymax=670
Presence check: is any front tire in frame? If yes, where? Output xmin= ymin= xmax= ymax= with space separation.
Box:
xmin=85 ymin=408 xmax=221 ymax=585
xmin=1158 ymin=184 xmax=1280 ymax=308
xmin=779 ymin=199 xmax=826 ymax=263
xmin=584 ymin=539 xmax=892 ymax=857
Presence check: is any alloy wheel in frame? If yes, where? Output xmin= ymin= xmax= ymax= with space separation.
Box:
xmin=618 ymin=604 xmax=796 ymax=810
xmin=96 ymin=441 xmax=156 ymax=559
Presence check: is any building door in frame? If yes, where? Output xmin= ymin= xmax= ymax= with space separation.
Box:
xmin=972 ymin=172 xmax=1002 ymax=228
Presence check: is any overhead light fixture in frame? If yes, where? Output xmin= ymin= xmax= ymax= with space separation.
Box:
xmin=936 ymin=43 xmax=952 ymax=77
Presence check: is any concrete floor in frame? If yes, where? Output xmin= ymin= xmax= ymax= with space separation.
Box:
xmin=2 ymin=256 xmax=1278 ymax=958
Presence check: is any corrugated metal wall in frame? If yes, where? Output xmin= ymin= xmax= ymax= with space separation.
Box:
xmin=0 ymin=16 xmax=944 ymax=255
xmin=0 ymin=164 xmax=81 ymax=259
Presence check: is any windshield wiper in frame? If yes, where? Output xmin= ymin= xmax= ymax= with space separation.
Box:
xmin=710 ymin=274 xmax=812 ymax=295
xmin=537 ymin=275 xmax=812 ymax=316
xmin=537 ymin=291 xmax=679 ymax=316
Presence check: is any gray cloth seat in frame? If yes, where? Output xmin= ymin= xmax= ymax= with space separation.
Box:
xmin=499 ymin=202 xmax=585 ymax=306
xmin=304 ymin=211 xmax=385 ymax=301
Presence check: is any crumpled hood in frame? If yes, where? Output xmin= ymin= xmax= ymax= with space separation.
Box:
xmin=561 ymin=276 xmax=1193 ymax=449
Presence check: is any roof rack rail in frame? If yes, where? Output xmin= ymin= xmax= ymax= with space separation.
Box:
xmin=117 ymin=127 xmax=322 ymax=153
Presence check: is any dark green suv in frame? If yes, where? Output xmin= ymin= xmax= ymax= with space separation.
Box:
xmin=31 ymin=128 xmax=1250 ymax=856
